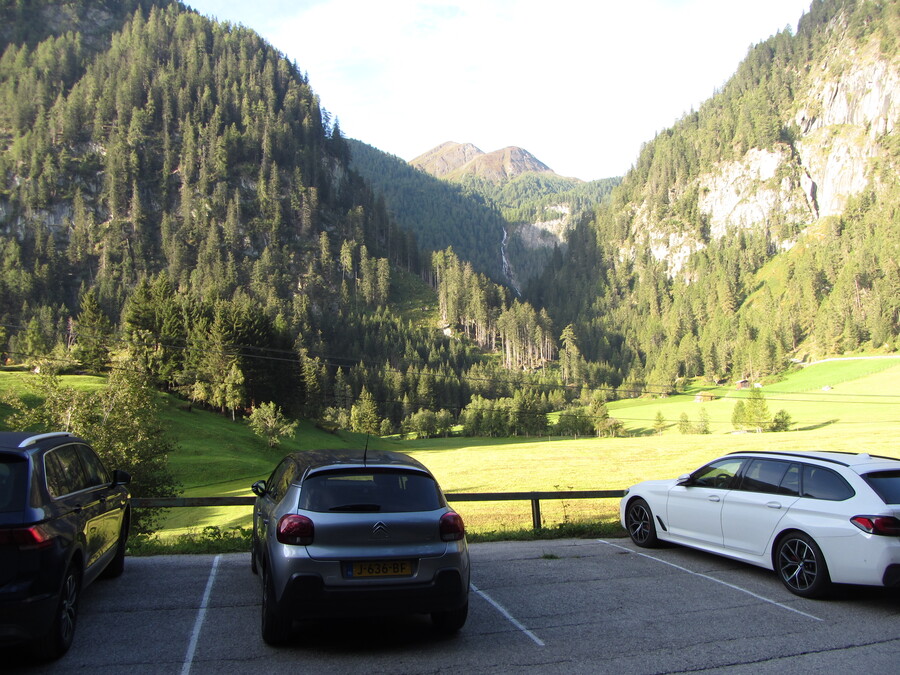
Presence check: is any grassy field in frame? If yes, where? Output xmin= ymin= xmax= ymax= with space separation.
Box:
xmin=1 ymin=357 xmax=898 ymax=541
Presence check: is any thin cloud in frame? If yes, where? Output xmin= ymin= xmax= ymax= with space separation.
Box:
xmin=187 ymin=0 xmax=813 ymax=179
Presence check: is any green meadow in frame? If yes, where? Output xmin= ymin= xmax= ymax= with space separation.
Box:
xmin=1 ymin=357 xmax=898 ymax=540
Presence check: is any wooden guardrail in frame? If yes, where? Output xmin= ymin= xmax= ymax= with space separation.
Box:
xmin=132 ymin=490 xmax=625 ymax=530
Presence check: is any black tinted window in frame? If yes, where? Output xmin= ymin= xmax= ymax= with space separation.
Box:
xmin=76 ymin=444 xmax=109 ymax=488
xmin=0 ymin=456 xmax=27 ymax=513
xmin=267 ymin=458 xmax=296 ymax=501
xmin=862 ymin=471 xmax=900 ymax=504
xmin=802 ymin=465 xmax=854 ymax=501
xmin=45 ymin=445 xmax=89 ymax=497
xmin=300 ymin=469 xmax=443 ymax=513
xmin=691 ymin=458 xmax=745 ymax=489
xmin=779 ymin=463 xmax=801 ymax=496
xmin=738 ymin=459 xmax=793 ymax=495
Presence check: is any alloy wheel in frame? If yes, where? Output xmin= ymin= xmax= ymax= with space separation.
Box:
xmin=626 ymin=499 xmax=657 ymax=547
xmin=59 ymin=570 xmax=79 ymax=645
xmin=778 ymin=537 xmax=819 ymax=592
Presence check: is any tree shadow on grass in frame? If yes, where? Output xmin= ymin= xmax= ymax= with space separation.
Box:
xmin=795 ymin=419 xmax=839 ymax=431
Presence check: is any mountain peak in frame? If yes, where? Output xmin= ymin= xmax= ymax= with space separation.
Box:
xmin=410 ymin=142 xmax=554 ymax=182
xmin=410 ymin=142 xmax=484 ymax=178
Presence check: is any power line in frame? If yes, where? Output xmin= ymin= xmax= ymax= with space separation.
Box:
xmin=3 ymin=322 xmax=899 ymax=407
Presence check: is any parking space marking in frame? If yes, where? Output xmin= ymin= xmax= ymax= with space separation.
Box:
xmin=598 ymin=540 xmax=823 ymax=622
xmin=181 ymin=554 xmax=222 ymax=675
xmin=471 ymin=581 xmax=545 ymax=647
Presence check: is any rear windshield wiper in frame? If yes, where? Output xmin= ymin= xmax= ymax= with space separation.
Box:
xmin=329 ymin=503 xmax=381 ymax=512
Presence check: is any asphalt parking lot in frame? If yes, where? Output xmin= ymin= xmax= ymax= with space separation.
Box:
xmin=7 ymin=538 xmax=900 ymax=674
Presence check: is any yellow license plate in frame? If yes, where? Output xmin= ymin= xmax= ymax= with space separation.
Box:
xmin=347 ymin=560 xmax=412 ymax=578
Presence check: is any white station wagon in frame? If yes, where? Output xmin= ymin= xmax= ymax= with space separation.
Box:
xmin=620 ymin=451 xmax=900 ymax=597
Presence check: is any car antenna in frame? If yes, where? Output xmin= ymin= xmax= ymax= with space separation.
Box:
xmin=363 ymin=434 xmax=369 ymax=466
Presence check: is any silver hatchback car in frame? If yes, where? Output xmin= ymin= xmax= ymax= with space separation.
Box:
xmin=251 ymin=449 xmax=470 ymax=644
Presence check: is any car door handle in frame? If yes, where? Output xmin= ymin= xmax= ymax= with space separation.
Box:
xmin=766 ymin=502 xmax=782 ymax=509
xmin=708 ymin=495 xmax=720 ymax=502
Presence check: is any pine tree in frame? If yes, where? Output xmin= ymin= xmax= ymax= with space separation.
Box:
xmin=73 ymin=289 xmax=112 ymax=373
xmin=350 ymin=387 xmax=380 ymax=435
xmin=653 ymin=411 xmax=666 ymax=435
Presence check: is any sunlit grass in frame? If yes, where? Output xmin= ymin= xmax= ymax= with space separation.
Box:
xmin=2 ymin=358 xmax=898 ymax=544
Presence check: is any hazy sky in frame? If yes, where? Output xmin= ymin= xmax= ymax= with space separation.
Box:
xmin=184 ymin=0 xmax=813 ymax=181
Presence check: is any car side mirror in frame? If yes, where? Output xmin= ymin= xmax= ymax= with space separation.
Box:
xmin=112 ymin=469 xmax=131 ymax=486
xmin=676 ymin=474 xmax=692 ymax=487
xmin=251 ymin=480 xmax=267 ymax=497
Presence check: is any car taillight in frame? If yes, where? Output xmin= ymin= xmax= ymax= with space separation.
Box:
xmin=850 ymin=515 xmax=900 ymax=536
xmin=276 ymin=514 xmax=314 ymax=545
xmin=0 ymin=525 xmax=55 ymax=549
xmin=440 ymin=512 xmax=465 ymax=542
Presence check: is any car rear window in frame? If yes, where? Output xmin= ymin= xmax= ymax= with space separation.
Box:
xmin=0 ymin=456 xmax=28 ymax=513
xmin=801 ymin=465 xmax=854 ymax=501
xmin=862 ymin=471 xmax=900 ymax=504
xmin=299 ymin=469 xmax=444 ymax=513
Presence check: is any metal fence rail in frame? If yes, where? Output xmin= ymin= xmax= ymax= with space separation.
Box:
xmin=132 ymin=490 xmax=626 ymax=530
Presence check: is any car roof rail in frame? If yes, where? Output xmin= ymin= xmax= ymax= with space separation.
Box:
xmin=726 ymin=449 xmax=852 ymax=467
xmin=18 ymin=431 xmax=74 ymax=448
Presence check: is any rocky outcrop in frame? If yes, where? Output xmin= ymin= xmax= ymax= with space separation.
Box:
xmin=642 ymin=23 xmax=898 ymax=277
xmin=697 ymin=147 xmax=815 ymax=239
xmin=792 ymin=38 xmax=898 ymax=217
xmin=515 ymin=204 xmax=571 ymax=250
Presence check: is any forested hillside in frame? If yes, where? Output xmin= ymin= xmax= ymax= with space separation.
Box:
xmin=347 ymin=139 xmax=505 ymax=279
xmin=461 ymin=172 xmax=621 ymax=288
xmin=0 ymin=0 xmax=896 ymax=449
xmin=0 ymin=0 xmax=598 ymax=441
xmin=529 ymin=0 xmax=899 ymax=391
xmin=0 ymin=1 xmax=449 ymax=422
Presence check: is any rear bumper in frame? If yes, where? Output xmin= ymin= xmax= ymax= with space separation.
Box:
xmin=816 ymin=530 xmax=900 ymax=587
xmin=0 ymin=591 xmax=57 ymax=643
xmin=882 ymin=564 xmax=900 ymax=587
xmin=281 ymin=568 xmax=469 ymax=619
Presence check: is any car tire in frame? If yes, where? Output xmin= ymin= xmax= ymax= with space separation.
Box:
xmin=432 ymin=601 xmax=468 ymax=634
xmin=775 ymin=532 xmax=831 ymax=598
xmin=33 ymin=561 xmax=82 ymax=660
xmin=625 ymin=498 xmax=660 ymax=548
xmin=101 ymin=510 xmax=130 ymax=580
xmin=261 ymin=564 xmax=291 ymax=645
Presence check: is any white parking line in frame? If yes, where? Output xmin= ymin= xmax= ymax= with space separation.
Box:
xmin=598 ymin=540 xmax=823 ymax=621
xmin=471 ymin=582 xmax=545 ymax=647
xmin=181 ymin=555 xmax=222 ymax=675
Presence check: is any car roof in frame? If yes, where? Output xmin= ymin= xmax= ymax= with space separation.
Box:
xmin=0 ymin=431 xmax=78 ymax=454
xmin=284 ymin=449 xmax=432 ymax=479
xmin=727 ymin=450 xmax=900 ymax=473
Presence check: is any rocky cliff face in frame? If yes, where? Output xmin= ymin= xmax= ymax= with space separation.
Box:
xmin=637 ymin=17 xmax=898 ymax=278
xmin=793 ymin=39 xmax=898 ymax=216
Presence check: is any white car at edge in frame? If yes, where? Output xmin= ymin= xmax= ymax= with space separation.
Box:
xmin=620 ymin=450 xmax=900 ymax=598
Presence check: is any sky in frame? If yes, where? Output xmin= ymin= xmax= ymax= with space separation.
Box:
xmin=183 ymin=0 xmax=814 ymax=181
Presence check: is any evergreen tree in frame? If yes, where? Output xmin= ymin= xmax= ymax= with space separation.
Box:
xmin=350 ymin=387 xmax=380 ymax=435
xmin=73 ymin=288 xmax=112 ymax=372
xmin=744 ymin=389 xmax=772 ymax=433
xmin=653 ymin=411 xmax=666 ymax=435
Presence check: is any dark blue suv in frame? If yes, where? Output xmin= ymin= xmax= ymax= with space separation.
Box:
xmin=0 ymin=432 xmax=131 ymax=659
